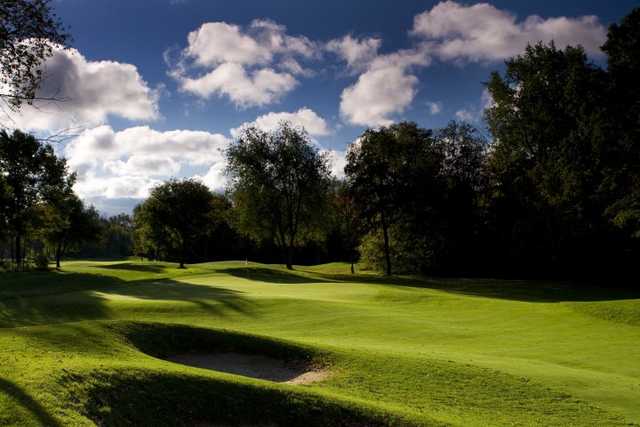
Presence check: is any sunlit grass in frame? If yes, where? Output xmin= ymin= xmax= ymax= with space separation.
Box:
xmin=0 ymin=260 xmax=638 ymax=425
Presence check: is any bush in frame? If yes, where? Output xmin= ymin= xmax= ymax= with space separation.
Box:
xmin=359 ymin=225 xmax=433 ymax=274
xmin=33 ymin=252 xmax=49 ymax=271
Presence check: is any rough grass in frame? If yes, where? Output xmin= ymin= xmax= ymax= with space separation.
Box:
xmin=0 ymin=260 xmax=638 ymax=425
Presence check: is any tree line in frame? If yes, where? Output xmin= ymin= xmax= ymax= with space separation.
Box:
xmin=1 ymin=7 xmax=638 ymax=279
xmin=132 ymin=9 xmax=639 ymax=278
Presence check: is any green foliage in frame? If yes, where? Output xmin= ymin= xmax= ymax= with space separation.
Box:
xmin=41 ymin=193 xmax=101 ymax=268
xmin=345 ymin=122 xmax=440 ymax=275
xmin=226 ymin=122 xmax=331 ymax=269
xmin=483 ymin=37 xmax=638 ymax=275
xmin=133 ymin=179 xmax=216 ymax=268
xmin=0 ymin=129 xmax=73 ymax=270
xmin=359 ymin=226 xmax=429 ymax=274
xmin=601 ymin=8 xmax=640 ymax=240
xmin=0 ymin=0 xmax=70 ymax=110
xmin=32 ymin=251 xmax=48 ymax=270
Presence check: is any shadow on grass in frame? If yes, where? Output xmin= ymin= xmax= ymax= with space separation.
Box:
xmin=0 ymin=378 xmax=61 ymax=426
xmin=220 ymin=267 xmax=334 ymax=284
xmin=301 ymin=271 xmax=640 ymax=303
xmin=0 ymin=271 xmax=256 ymax=328
xmin=90 ymin=262 xmax=168 ymax=273
xmin=63 ymin=368 xmax=405 ymax=427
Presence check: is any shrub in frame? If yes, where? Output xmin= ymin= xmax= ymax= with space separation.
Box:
xmin=33 ymin=252 xmax=49 ymax=271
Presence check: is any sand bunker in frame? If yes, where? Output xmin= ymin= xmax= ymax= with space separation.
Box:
xmin=166 ymin=352 xmax=329 ymax=385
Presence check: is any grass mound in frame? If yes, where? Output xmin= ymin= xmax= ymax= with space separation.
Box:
xmin=0 ymin=260 xmax=638 ymax=425
xmin=61 ymin=368 xmax=419 ymax=427
xmin=111 ymin=321 xmax=323 ymax=364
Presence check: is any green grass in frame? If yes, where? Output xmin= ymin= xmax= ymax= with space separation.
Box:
xmin=0 ymin=260 xmax=639 ymax=425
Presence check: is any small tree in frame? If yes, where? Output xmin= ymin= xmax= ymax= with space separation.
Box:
xmin=226 ymin=122 xmax=331 ymax=270
xmin=136 ymin=179 xmax=214 ymax=268
xmin=42 ymin=194 xmax=101 ymax=268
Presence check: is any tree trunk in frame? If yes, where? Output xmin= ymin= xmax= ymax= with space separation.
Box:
xmin=15 ymin=233 xmax=22 ymax=272
xmin=179 ymin=241 xmax=186 ymax=269
xmin=381 ymin=212 xmax=392 ymax=276
xmin=285 ymin=245 xmax=293 ymax=270
xmin=56 ymin=244 xmax=62 ymax=269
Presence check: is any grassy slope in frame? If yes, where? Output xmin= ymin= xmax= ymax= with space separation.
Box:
xmin=0 ymin=260 xmax=638 ymax=425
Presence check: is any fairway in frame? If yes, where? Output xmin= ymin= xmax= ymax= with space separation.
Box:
xmin=0 ymin=260 xmax=638 ymax=426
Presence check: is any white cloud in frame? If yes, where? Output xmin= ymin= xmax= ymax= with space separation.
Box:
xmin=179 ymin=63 xmax=298 ymax=107
xmin=65 ymin=125 xmax=230 ymax=199
xmin=427 ymin=101 xmax=442 ymax=114
xmin=193 ymin=162 xmax=227 ymax=191
xmin=412 ymin=1 xmax=606 ymax=62
xmin=230 ymin=107 xmax=330 ymax=138
xmin=326 ymin=35 xmax=382 ymax=72
xmin=322 ymin=149 xmax=347 ymax=178
xmin=339 ymin=63 xmax=420 ymax=127
xmin=330 ymin=34 xmax=431 ymax=127
xmin=171 ymin=19 xmax=317 ymax=107
xmin=2 ymin=47 xmax=159 ymax=131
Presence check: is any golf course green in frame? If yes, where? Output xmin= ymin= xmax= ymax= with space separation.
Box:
xmin=0 ymin=260 xmax=638 ymax=426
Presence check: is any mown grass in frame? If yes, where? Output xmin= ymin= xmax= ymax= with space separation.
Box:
xmin=0 ymin=259 xmax=638 ymax=425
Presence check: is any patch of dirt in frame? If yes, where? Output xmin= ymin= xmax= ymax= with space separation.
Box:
xmin=166 ymin=352 xmax=329 ymax=385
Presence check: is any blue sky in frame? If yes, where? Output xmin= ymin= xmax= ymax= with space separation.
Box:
xmin=8 ymin=0 xmax=636 ymax=215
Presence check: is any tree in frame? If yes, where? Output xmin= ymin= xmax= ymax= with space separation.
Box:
xmin=226 ymin=122 xmax=331 ymax=270
xmin=601 ymin=8 xmax=640 ymax=240
xmin=1 ymin=0 xmax=69 ymax=110
xmin=0 ymin=129 xmax=70 ymax=270
xmin=433 ymin=121 xmax=487 ymax=272
xmin=42 ymin=193 xmax=101 ymax=268
xmin=135 ymin=179 xmax=214 ymax=268
xmin=345 ymin=122 xmax=441 ymax=275
xmin=484 ymin=42 xmax=612 ymax=274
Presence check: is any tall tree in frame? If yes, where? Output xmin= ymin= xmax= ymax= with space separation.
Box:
xmin=226 ymin=122 xmax=331 ymax=270
xmin=135 ymin=179 xmax=214 ymax=268
xmin=484 ymin=42 xmax=610 ymax=274
xmin=345 ymin=122 xmax=441 ymax=275
xmin=0 ymin=0 xmax=69 ymax=111
xmin=601 ymin=8 xmax=640 ymax=240
xmin=432 ymin=121 xmax=487 ymax=272
xmin=0 ymin=129 xmax=70 ymax=270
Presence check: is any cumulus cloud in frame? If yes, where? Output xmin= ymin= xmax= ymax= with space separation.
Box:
xmin=65 ymin=125 xmax=230 ymax=199
xmin=2 ymin=46 xmax=159 ymax=131
xmin=327 ymin=30 xmax=431 ymax=127
xmin=179 ymin=63 xmax=298 ymax=107
xmin=326 ymin=35 xmax=382 ymax=72
xmin=340 ymin=66 xmax=419 ymax=127
xmin=412 ymin=1 xmax=606 ymax=62
xmin=230 ymin=107 xmax=330 ymax=138
xmin=171 ymin=19 xmax=317 ymax=107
